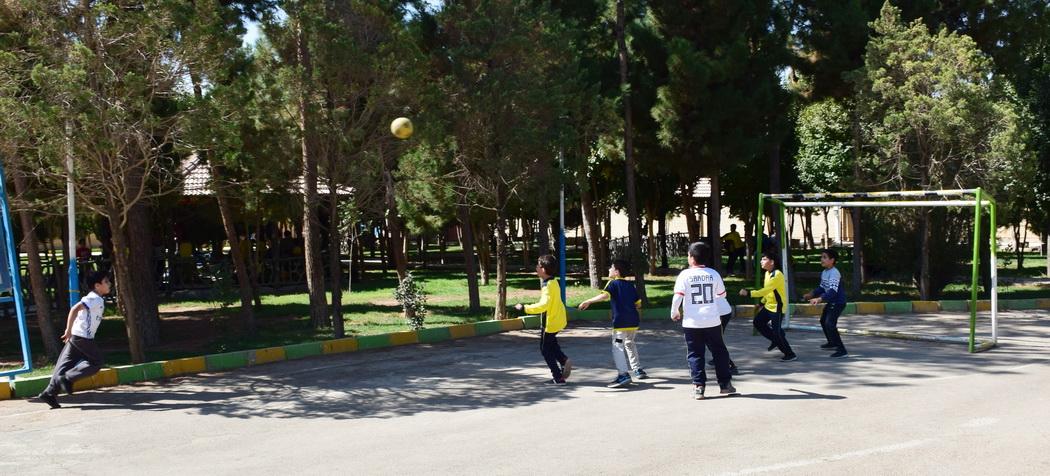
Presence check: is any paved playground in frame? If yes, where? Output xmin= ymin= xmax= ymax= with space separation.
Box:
xmin=2 ymin=309 xmax=1049 ymax=475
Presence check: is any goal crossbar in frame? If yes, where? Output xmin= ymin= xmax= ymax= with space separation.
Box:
xmin=756 ymin=188 xmax=997 ymax=353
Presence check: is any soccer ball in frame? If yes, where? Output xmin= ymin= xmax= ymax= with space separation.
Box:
xmin=390 ymin=117 xmax=413 ymax=139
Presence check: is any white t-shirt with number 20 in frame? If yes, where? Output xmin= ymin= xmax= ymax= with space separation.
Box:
xmin=671 ymin=266 xmax=727 ymax=329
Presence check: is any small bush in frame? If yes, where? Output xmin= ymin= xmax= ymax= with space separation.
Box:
xmin=393 ymin=271 xmax=428 ymax=330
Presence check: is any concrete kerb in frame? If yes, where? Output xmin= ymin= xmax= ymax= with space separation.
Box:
xmin=3 ymin=299 xmax=1044 ymax=401
xmin=1 ymin=316 xmax=533 ymax=401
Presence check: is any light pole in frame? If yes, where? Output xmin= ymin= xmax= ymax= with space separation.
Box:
xmin=66 ymin=126 xmax=79 ymax=304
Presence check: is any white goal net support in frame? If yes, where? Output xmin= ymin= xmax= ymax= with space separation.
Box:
xmin=757 ymin=189 xmax=997 ymax=353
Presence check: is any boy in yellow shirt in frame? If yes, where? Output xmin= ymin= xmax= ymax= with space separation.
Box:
xmin=515 ymin=255 xmax=572 ymax=385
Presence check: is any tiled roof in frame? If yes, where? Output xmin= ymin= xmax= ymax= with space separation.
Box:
xmin=180 ymin=155 xmax=353 ymax=197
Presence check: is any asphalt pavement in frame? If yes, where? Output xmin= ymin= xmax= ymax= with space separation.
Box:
xmin=2 ymin=309 xmax=1049 ymax=475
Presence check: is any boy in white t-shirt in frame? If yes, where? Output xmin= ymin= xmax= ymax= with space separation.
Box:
xmin=38 ymin=270 xmax=111 ymax=409
xmin=671 ymin=242 xmax=738 ymax=400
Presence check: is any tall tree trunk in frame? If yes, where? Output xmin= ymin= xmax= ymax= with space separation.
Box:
xmin=209 ymin=161 xmax=256 ymax=334
xmin=296 ymin=14 xmax=329 ymax=329
xmin=458 ymin=194 xmax=481 ymax=312
xmin=106 ymin=209 xmax=145 ymax=363
xmin=659 ymin=213 xmax=668 ymax=268
xmin=850 ymin=106 xmax=865 ymax=298
xmin=601 ymin=207 xmax=610 ymax=271
xmin=458 ymin=200 xmax=481 ymax=311
xmin=520 ymin=217 xmax=532 ymax=267
xmin=384 ymin=170 xmax=407 ymax=281
xmin=476 ymin=221 xmax=491 ymax=286
xmin=681 ymin=182 xmax=699 ymax=242
xmin=617 ymin=0 xmax=647 ymax=305
xmin=327 ymin=190 xmax=344 ymax=338
xmin=12 ymin=172 xmax=60 ymax=358
xmin=127 ymin=202 xmax=160 ymax=346
xmin=919 ymin=208 xmax=932 ymax=300
xmin=537 ymin=204 xmax=550 ymax=256
xmin=645 ymin=201 xmax=656 ymax=276
xmin=581 ymin=184 xmax=602 ymax=289
xmin=494 ymin=184 xmax=509 ymax=320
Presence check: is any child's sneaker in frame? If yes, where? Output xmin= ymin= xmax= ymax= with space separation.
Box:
xmin=692 ymin=385 xmax=706 ymax=400
xmin=37 ymin=392 xmax=60 ymax=409
xmin=634 ymin=368 xmax=648 ymax=379
xmin=830 ymin=350 xmax=849 ymax=358
xmin=607 ymin=373 xmax=632 ymax=388
xmin=719 ymin=382 xmax=738 ymax=395
xmin=560 ymin=358 xmax=573 ymax=380
xmin=820 ymin=343 xmax=837 ymax=350
xmin=545 ymin=378 xmax=567 ymax=386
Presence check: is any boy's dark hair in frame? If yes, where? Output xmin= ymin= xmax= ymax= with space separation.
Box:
xmin=84 ymin=270 xmax=108 ymax=289
xmin=688 ymin=242 xmax=711 ymax=266
xmin=611 ymin=259 xmax=632 ymax=277
xmin=822 ymin=248 xmax=839 ymax=262
xmin=538 ymin=254 xmax=558 ymax=277
xmin=761 ymin=251 xmax=780 ymax=270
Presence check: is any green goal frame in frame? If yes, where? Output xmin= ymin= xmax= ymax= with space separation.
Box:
xmin=757 ymin=188 xmax=997 ymax=353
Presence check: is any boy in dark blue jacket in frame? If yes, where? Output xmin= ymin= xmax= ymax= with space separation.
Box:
xmin=803 ymin=249 xmax=849 ymax=358
xmin=578 ymin=259 xmax=646 ymax=388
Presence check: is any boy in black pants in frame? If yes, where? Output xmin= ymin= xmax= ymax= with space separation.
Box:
xmin=38 ymin=270 xmax=111 ymax=409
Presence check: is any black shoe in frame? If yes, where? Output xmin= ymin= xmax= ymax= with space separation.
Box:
xmin=767 ymin=342 xmax=777 ymax=352
xmin=58 ymin=375 xmax=74 ymax=396
xmin=560 ymin=359 xmax=573 ymax=380
xmin=820 ymin=343 xmax=837 ymax=350
xmin=545 ymin=378 xmax=567 ymax=386
xmin=729 ymin=363 xmax=739 ymax=375
xmin=719 ymin=382 xmax=738 ymax=395
xmin=780 ymin=353 xmax=798 ymax=362
xmin=830 ymin=350 xmax=849 ymax=358
xmin=37 ymin=392 xmax=60 ymax=409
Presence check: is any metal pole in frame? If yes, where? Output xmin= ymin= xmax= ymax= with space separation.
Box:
xmin=968 ymin=188 xmax=982 ymax=353
xmin=67 ymin=124 xmax=79 ymax=304
xmin=988 ymin=196 xmax=998 ymax=344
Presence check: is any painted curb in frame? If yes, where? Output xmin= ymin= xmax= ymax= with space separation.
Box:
xmin=940 ymin=300 xmax=969 ymax=312
xmin=356 ymin=334 xmax=391 ymax=350
xmin=0 ymin=380 xmax=9 ymax=400
xmin=448 ymin=323 xmax=476 ymax=339
xmin=855 ymin=302 xmax=886 ymax=314
xmin=163 ymin=357 xmax=207 ymax=377
xmin=74 ymin=368 xmax=118 ymax=391
xmin=474 ymin=320 xmax=504 ymax=336
xmin=521 ymin=315 xmax=541 ymax=329
xmin=116 ymin=362 xmax=165 ymax=383
xmin=284 ymin=342 xmax=324 ymax=360
xmin=388 ymin=331 xmax=418 ymax=346
xmin=912 ymin=301 xmax=940 ymax=313
xmin=206 ymin=351 xmax=249 ymax=371
xmin=252 ymin=347 xmax=286 ymax=365
xmin=322 ymin=337 xmax=358 ymax=354
xmin=883 ymin=301 xmax=913 ymax=314
xmin=500 ymin=319 xmax=525 ymax=331
xmin=10 ymin=376 xmax=49 ymax=398
xmin=417 ymin=327 xmax=451 ymax=343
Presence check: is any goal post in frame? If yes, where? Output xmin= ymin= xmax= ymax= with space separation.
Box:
xmin=756 ymin=188 xmax=997 ymax=353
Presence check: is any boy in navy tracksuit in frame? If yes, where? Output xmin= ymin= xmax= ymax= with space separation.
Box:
xmin=578 ymin=259 xmax=647 ymax=388
xmin=803 ymin=249 xmax=848 ymax=358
